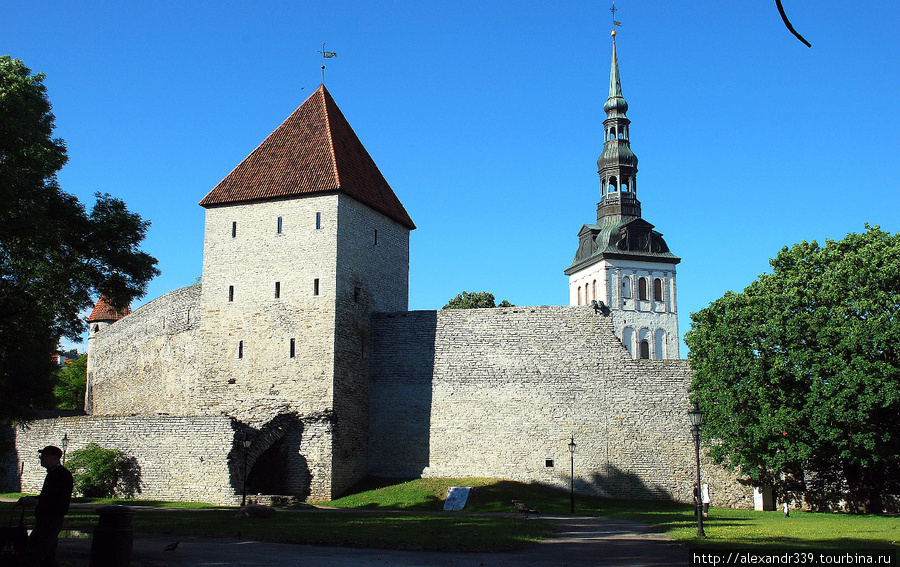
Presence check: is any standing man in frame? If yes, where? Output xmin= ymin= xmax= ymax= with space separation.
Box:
xmin=18 ymin=445 xmax=74 ymax=567
xmin=701 ymin=482 xmax=711 ymax=517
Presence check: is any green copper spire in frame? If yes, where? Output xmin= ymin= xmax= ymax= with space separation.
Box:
xmin=603 ymin=35 xmax=628 ymax=118
xmin=597 ymin=30 xmax=640 ymax=221
xmin=565 ymin=28 xmax=680 ymax=277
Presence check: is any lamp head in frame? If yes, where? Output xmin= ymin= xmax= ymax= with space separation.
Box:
xmin=688 ymin=401 xmax=704 ymax=427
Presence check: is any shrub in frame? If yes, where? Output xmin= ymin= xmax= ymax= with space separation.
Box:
xmin=67 ymin=443 xmax=141 ymax=498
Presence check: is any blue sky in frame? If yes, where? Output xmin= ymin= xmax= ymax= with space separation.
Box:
xmin=6 ymin=1 xmax=899 ymax=356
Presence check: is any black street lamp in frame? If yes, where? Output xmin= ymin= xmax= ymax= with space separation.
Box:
xmin=241 ymin=439 xmax=252 ymax=507
xmin=688 ymin=401 xmax=706 ymax=538
xmin=568 ymin=436 xmax=576 ymax=515
xmin=61 ymin=433 xmax=69 ymax=466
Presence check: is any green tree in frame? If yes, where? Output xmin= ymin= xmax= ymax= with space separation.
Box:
xmin=0 ymin=56 xmax=159 ymax=421
xmin=685 ymin=226 xmax=900 ymax=513
xmin=442 ymin=291 xmax=514 ymax=309
xmin=67 ymin=443 xmax=141 ymax=498
xmin=54 ymin=354 xmax=87 ymax=410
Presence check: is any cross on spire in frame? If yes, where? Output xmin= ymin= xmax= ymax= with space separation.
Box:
xmin=611 ymin=2 xmax=622 ymax=31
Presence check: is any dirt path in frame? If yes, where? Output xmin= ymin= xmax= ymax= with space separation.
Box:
xmin=57 ymin=515 xmax=688 ymax=566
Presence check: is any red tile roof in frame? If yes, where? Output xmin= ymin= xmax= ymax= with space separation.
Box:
xmin=198 ymin=85 xmax=415 ymax=230
xmin=87 ymin=295 xmax=132 ymax=323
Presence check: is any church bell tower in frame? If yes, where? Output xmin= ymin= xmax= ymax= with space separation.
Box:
xmin=565 ymin=29 xmax=681 ymax=360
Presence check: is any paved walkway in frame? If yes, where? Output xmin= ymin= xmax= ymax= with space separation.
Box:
xmin=56 ymin=516 xmax=689 ymax=567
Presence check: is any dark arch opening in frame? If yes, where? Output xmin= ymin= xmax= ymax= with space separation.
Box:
xmin=246 ymin=438 xmax=287 ymax=495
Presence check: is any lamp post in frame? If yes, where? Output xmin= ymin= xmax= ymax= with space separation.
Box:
xmin=241 ymin=439 xmax=252 ymax=507
xmin=688 ymin=401 xmax=706 ymax=538
xmin=568 ymin=436 xmax=576 ymax=515
xmin=61 ymin=433 xmax=69 ymax=466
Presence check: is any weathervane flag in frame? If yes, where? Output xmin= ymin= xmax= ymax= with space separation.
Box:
xmin=317 ymin=43 xmax=337 ymax=84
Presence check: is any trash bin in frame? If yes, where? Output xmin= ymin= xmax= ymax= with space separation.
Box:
xmin=89 ymin=505 xmax=134 ymax=567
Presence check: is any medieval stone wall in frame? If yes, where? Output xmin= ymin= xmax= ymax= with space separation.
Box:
xmin=87 ymin=285 xmax=202 ymax=416
xmin=331 ymin=195 xmax=411 ymax=496
xmin=3 ymin=413 xmax=335 ymax=503
xmin=368 ymin=306 xmax=753 ymax=508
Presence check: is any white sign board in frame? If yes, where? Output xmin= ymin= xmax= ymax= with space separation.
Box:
xmin=443 ymin=486 xmax=472 ymax=511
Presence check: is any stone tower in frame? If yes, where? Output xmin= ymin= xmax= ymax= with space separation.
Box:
xmin=565 ymin=33 xmax=681 ymax=359
xmin=197 ymin=85 xmax=415 ymax=498
xmin=85 ymin=295 xmax=131 ymax=412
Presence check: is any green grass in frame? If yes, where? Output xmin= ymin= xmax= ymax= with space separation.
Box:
xmin=4 ymin=479 xmax=898 ymax=553
xmin=0 ymin=490 xmax=553 ymax=552
xmin=329 ymin=478 xmax=899 ymax=551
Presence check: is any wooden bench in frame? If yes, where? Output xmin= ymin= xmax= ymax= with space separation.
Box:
xmin=512 ymin=500 xmax=540 ymax=518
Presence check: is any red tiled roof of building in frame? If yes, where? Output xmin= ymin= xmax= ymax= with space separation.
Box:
xmin=87 ymin=295 xmax=132 ymax=323
xmin=198 ymin=85 xmax=415 ymax=230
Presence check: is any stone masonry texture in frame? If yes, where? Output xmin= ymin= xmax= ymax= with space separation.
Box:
xmin=369 ymin=306 xmax=751 ymax=508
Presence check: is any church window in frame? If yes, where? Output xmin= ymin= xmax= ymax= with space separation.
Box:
xmin=577 ymin=286 xmax=582 ymax=306
xmin=653 ymin=278 xmax=663 ymax=301
xmin=600 ymin=179 xmax=606 ymax=197
xmin=545 ymin=459 xmax=554 ymax=468
xmin=638 ymin=278 xmax=648 ymax=301
xmin=654 ymin=329 xmax=666 ymax=360
xmin=92 ymin=324 xmax=99 ymax=333
xmin=622 ymin=276 xmax=631 ymax=299
xmin=231 ymin=221 xmax=237 ymax=238
xmin=621 ymin=180 xmax=629 ymax=192
xmin=228 ymin=286 xmax=234 ymax=302
xmin=290 ymin=338 xmax=295 ymax=358
xmin=374 ymin=229 xmax=378 ymax=245
xmin=609 ymin=127 xmax=616 ymax=140
xmin=622 ymin=327 xmax=634 ymax=356
xmin=275 ymin=282 xmax=280 ymax=298
xmin=609 ymin=176 xmax=618 ymax=192
xmin=316 ymin=212 xmax=321 ymax=229
xmin=354 ymin=287 xmax=361 ymax=302
xmin=592 ymin=280 xmax=597 ymax=301
xmin=313 ymin=278 xmax=320 ymax=296
xmin=277 ymin=216 xmax=283 ymax=234
xmin=238 ymin=340 xmax=244 ymax=359
xmin=639 ymin=340 xmax=650 ymax=359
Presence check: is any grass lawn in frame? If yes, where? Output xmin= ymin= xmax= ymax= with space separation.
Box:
xmin=3 ymin=479 xmax=898 ymax=553
xmin=328 ymin=478 xmax=899 ymax=551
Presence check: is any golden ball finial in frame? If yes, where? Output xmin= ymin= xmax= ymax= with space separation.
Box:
xmin=611 ymin=29 xmax=617 ymax=37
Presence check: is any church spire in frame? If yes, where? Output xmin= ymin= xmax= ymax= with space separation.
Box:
xmin=597 ymin=30 xmax=640 ymax=222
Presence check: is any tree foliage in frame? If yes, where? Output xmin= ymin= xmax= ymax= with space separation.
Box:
xmin=686 ymin=226 xmax=900 ymax=512
xmin=54 ymin=354 xmax=87 ymax=410
xmin=67 ymin=442 xmax=141 ymax=498
xmin=0 ymin=56 xmax=159 ymax=421
xmin=442 ymin=291 xmax=514 ymax=310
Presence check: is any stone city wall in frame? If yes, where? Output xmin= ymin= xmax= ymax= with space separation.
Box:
xmin=88 ymin=285 xmax=202 ymax=416
xmin=368 ymin=306 xmax=753 ymax=508
xmin=3 ymin=413 xmax=336 ymax=503
xmin=4 ymin=415 xmax=236 ymax=504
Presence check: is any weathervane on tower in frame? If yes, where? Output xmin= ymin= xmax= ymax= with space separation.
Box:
xmin=317 ymin=43 xmax=337 ymax=85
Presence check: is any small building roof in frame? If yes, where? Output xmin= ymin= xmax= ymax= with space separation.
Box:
xmin=198 ymin=85 xmax=415 ymax=230
xmin=87 ymin=295 xmax=132 ymax=323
